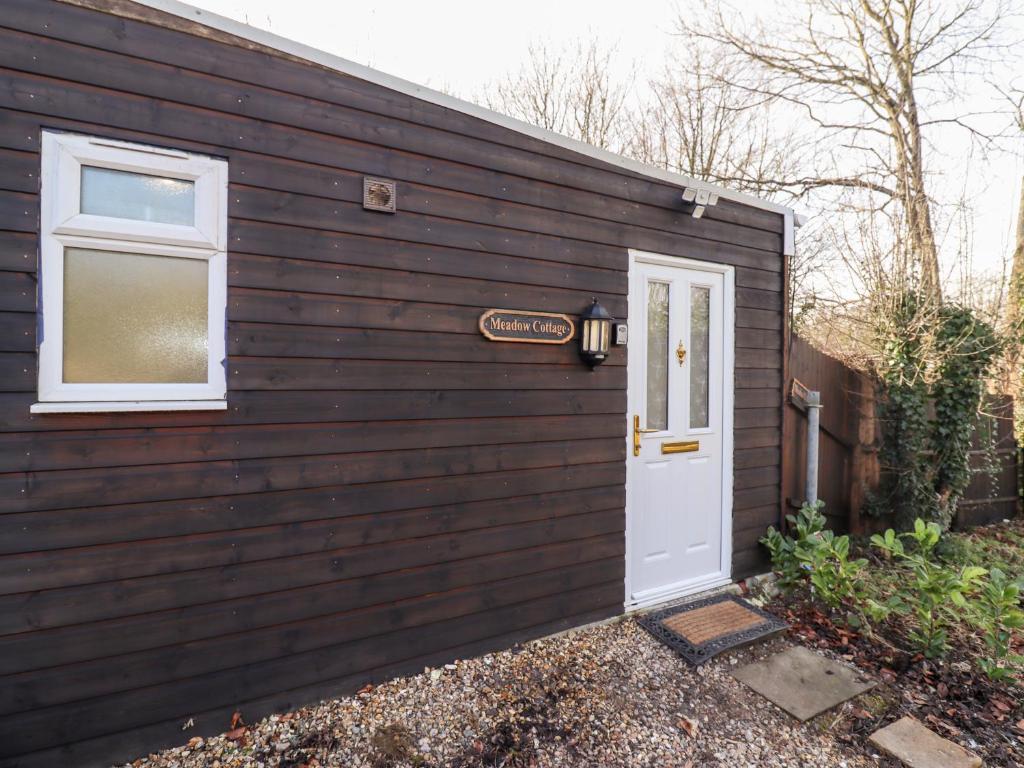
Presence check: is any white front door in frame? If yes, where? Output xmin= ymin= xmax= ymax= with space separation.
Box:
xmin=626 ymin=252 xmax=733 ymax=608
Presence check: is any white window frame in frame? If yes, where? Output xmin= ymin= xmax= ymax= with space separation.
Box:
xmin=33 ymin=132 xmax=228 ymax=413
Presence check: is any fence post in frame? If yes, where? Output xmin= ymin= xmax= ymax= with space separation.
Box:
xmin=848 ymin=376 xmax=878 ymax=534
xmin=805 ymin=390 xmax=822 ymax=505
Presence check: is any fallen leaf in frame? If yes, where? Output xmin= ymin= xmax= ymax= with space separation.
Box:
xmin=225 ymin=727 xmax=247 ymax=742
xmin=230 ymin=711 xmax=244 ymax=729
xmin=851 ymin=707 xmax=872 ymax=719
xmin=936 ymin=682 xmax=948 ymax=698
xmin=1016 ymin=719 xmax=1024 ymax=731
xmin=925 ymin=715 xmax=959 ymax=736
xmin=904 ymin=691 xmax=929 ymax=705
xmin=677 ymin=716 xmax=698 ymax=737
xmin=357 ymin=684 xmax=374 ymax=695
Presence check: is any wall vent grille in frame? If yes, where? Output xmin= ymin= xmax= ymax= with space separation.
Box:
xmin=363 ymin=177 xmax=397 ymax=213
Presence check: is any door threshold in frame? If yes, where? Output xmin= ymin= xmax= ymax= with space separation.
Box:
xmin=625 ymin=575 xmax=734 ymax=613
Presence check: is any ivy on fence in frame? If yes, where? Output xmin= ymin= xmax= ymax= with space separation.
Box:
xmin=874 ymin=294 xmax=1001 ymax=531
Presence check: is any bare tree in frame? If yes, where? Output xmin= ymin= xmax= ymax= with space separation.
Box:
xmin=571 ymin=43 xmax=633 ymax=149
xmin=997 ymin=84 xmax=1024 ymax=434
xmin=485 ymin=39 xmax=632 ymax=151
xmin=486 ymin=42 xmax=569 ymax=135
xmin=1005 ymin=87 xmax=1024 ymax=335
xmin=796 ymin=191 xmax=918 ymax=362
xmin=1010 ymin=179 xmax=1024 ymax=334
xmin=625 ymin=43 xmax=802 ymax=198
xmin=487 ymin=30 xmax=808 ymax=202
xmin=684 ymin=0 xmax=1012 ymax=306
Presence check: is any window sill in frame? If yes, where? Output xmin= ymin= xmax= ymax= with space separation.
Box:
xmin=31 ymin=400 xmax=228 ymax=414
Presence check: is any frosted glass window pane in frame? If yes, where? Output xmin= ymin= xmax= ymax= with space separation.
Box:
xmin=689 ymin=286 xmax=710 ymax=429
xmin=63 ymin=248 xmax=208 ymax=383
xmin=81 ymin=166 xmax=195 ymax=225
xmin=646 ymin=281 xmax=669 ymax=431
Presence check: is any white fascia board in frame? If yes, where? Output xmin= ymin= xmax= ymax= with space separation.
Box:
xmin=122 ymin=0 xmax=800 ymax=255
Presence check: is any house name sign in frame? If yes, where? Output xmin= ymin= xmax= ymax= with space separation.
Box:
xmin=478 ymin=309 xmax=575 ymax=345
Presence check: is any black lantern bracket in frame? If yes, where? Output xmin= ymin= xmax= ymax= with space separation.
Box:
xmin=579 ymin=298 xmax=614 ymax=368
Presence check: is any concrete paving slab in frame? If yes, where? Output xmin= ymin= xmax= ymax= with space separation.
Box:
xmin=730 ymin=645 xmax=875 ymax=721
xmin=869 ymin=716 xmax=982 ymax=768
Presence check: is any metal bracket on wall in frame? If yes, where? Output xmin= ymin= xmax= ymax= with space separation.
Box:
xmin=681 ymin=187 xmax=720 ymax=219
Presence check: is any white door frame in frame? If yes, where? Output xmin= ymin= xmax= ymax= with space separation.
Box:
xmin=624 ymin=249 xmax=735 ymax=610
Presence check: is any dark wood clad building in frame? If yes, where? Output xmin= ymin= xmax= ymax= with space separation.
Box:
xmin=0 ymin=1 xmax=795 ymax=765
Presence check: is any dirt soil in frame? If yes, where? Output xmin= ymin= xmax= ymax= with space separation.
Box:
xmin=766 ymin=581 xmax=1024 ymax=767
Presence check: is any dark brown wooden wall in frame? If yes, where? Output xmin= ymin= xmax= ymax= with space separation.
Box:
xmin=0 ymin=2 xmax=785 ymax=765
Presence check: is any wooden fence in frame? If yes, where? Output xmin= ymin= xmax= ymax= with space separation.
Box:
xmin=781 ymin=335 xmax=1020 ymax=533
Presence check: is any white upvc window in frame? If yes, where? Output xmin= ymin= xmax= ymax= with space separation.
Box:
xmin=33 ymin=132 xmax=228 ymax=413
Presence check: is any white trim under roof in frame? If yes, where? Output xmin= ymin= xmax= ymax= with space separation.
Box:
xmin=120 ymin=0 xmax=801 ymax=255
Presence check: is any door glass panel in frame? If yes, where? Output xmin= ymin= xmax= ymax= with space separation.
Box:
xmin=689 ymin=285 xmax=710 ymax=428
xmin=81 ymin=166 xmax=195 ymax=225
xmin=646 ymin=280 xmax=669 ymax=430
xmin=63 ymin=247 xmax=208 ymax=383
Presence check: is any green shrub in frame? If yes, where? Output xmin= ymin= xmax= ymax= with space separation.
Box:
xmin=970 ymin=567 xmax=1024 ymax=681
xmin=870 ymin=520 xmax=987 ymax=658
xmin=762 ymin=502 xmax=876 ymax=624
xmin=765 ymin=508 xmax=1024 ymax=672
xmin=762 ymin=501 xmax=826 ymax=589
xmin=802 ymin=528 xmax=871 ymax=611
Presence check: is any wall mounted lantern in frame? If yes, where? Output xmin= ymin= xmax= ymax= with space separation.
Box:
xmin=579 ymin=298 xmax=614 ymax=368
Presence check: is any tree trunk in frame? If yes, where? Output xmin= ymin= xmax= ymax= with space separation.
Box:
xmin=904 ymin=76 xmax=942 ymax=306
xmin=1008 ymin=177 xmax=1024 ymax=332
xmin=912 ymin=189 xmax=942 ymax=306
xmin=1009 ymin=178 xmax=1024 ymax=439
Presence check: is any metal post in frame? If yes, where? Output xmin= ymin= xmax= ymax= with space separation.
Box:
xmin=805 ymin=390 xmax=822 ymax=505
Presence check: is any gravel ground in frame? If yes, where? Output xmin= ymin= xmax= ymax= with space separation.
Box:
xmin=120 ymin=616 xmax=888 ymax=768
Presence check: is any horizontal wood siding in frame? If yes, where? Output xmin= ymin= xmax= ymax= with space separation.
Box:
xmin=0 ymin=2 xmax=784 ymax=765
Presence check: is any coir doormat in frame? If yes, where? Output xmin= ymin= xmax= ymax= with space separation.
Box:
xmin=637 ymin=593 xmax=788 ymax=666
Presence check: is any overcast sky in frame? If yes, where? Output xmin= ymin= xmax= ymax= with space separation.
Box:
xmin=182 ymin=0 xmax=1023 ymax=284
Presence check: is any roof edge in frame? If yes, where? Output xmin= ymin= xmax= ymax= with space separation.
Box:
xmin=132 ymin=3 xmax=794 ymax=208
xmin=70 ymin=0 xmax=799 ymax=254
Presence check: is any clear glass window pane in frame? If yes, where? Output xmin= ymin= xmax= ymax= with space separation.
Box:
xmin=63 ymin=248 xmax=208 ymax=383
xmin=689 ymin=285 xmax=711 ymax=429
xmin=646 ymin=281 xmax=669 ymax=431
xmin=81 ymin=166 xmax=195 ymax=225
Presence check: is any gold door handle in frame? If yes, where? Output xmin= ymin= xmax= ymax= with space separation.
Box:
xmin=676 ymin=340 xmax=686 ymax=366
xmin=632 ymin=415 xmax=658 ymax=456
